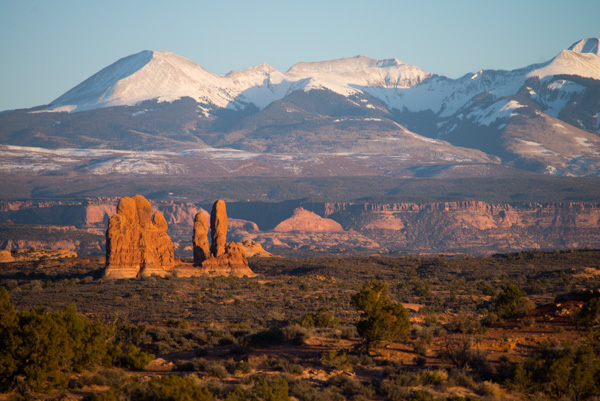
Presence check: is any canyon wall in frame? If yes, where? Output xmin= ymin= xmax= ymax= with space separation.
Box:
xmin=1 ymin=199 xmax=600 ymax=255
xmin=323 ymin=201 xmax=600 ymax=254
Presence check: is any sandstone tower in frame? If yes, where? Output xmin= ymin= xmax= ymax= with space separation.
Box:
xmin=104 ymin=195 xmax=175 ymax=278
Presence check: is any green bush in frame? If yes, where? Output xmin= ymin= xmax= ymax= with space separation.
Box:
xmin=300 ymin=309 xmax=338 ymax=328
xmin=492 ymin=285 xmax=535 ymax=319
xmin=0 ymin=288 xmax=153 ymax=391
xmin=508 ymin=341 xmax=600 ymax=400
xmin=351 ymin=279 xmax=410 ymax=352
xmin=246 ymin=327 xmax=285 ymax=347
xmin=131 ymin=374 xmax=212 ymax=401
xmin=250 ymin=374 xmax=290 ymax=401
xmin=574 ymin=297 xmax=600 ymax=330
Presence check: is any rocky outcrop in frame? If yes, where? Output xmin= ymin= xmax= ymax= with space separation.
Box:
xmin=0 ymin=249 xmax=77 ymax=263
xmin=192 ymin=200 xmax=256 ymax=277
xmin=210 ymin=200 xmax=228 ymax=257
xmin=199 ymin=242 xmax=253 ymax=277
xmin=192 ymin=212 xmax=210 ymax=265
xmin=239 ymin=240 xmax=274 ymax=257
xmin=0 ymin=250 xmax=13 ymax=262
xmin=104 ymin=195 xmax=175 ymax=278
xmin=325 ymin=201 xmax=600 ymax=254
xmin=274 ymin=207 xmax=345 ymax=232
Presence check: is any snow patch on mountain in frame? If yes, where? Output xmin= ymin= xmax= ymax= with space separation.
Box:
xmin=530 ymin=79 xmax=585 ymax=117
xmin=467 ymin=100 xmax=525 ymax=126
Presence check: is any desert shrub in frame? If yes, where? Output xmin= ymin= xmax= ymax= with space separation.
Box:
xmin=445 ymin=314 xmax=484 ymax=334
xmin=83 ymin=389 xmax=122 ymax=401
xmin=408 ymin=389 xmax=434 ymax=400
xmin=204 ymin=361 xmax=229 ymax=379
xmin=319 ymin=350 xmax=353 ymax=371
xmin=447 ymin=369 xmax=476 ymax=390
xmin=420 ymin=369 xmax=448 ymax=386
xmin=474 ymin=380 xmax=505 ymax=399
xmin=128 ymin=374 xmax=212 ymax=401
xmin=574 ymin=297 xmax=600 ymax=330
xmin=1 ymin=279 xmax=18 ymax=290
xmin=165 ymin=318 xmax=190 ymax=329
xmin=383 ymin=369 xmax=422 ymax=387
xmin=246 ymin=327 xmax=286 ymax=347
xmin=508 ymin=341 xmax=600 ymax=400
xmin=288 ymin=377 xmax=345 ymax=401
xmin=282 ymin=325 xmax=311 ymax=345
xmin=379 ymin=379 xmax=411 ymax=401
xmin=351 ymin=279 xmax=410 ymax=352
xmin=300 ymin=308 xmax=338 ymax=328
xmin=225 ymin=360 xmax=254 ymax=375
xmin=413 ymin=340 xmax=428 ymax=356
xmin=250 ymin=374 xmax=290 ymax=401
xmin=438 ymin=336 xmax=479 ymax=369
xmin=107 ymin=322 xmax=153 ymax=370
xmin=0 ymin=288 xmax=153 ymax=391
xmin=326 ymin=374 xmax=375 ymax=400
xmin=341 ymin=326 xmax=356 ymax=339
xmin=492 ymin=285 xmax=535 ymax=319
xmin=177 ymin=358 xmax=228 ymax=378
xmin=264 ymin=357 xmax=304 ymax=375
xmin=519 ymin=317 xmax=536 ymax=328
xmin=77 ymin=368 xmax=127 ymax=389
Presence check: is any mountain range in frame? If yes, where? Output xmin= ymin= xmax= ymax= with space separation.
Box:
xmin=1 ymin=38 xmax=600 ymax=177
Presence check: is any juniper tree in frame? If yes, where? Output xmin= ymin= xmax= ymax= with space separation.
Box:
xmin=351 ymin=279 xmax=410 ymax=352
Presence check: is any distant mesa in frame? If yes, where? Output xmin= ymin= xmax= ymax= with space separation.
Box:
xmin=104 ymin=195 xmax=256 ymax=278
xmin=273 ymin=207 xmax=345 ymax=233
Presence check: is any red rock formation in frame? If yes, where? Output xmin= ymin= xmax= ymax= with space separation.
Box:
xmin=239 ymin=239 xmax=274 ymax=257
xmin=324 ymin=201 xmax=600 ymax=254
xmin=193 ymin=212 xmax=210 ymax=265
xmin=104 ymin=195 xmax=175 ymax=278
xmin=210 ymin=200 xmax=228 ymax=257
xmin=191 ymin=199 xmax=256 ymax=277
xmin=274 ymin=207 xmax=344 ymax=232
xmin=200 ymin=242 xmax=253 ymax=277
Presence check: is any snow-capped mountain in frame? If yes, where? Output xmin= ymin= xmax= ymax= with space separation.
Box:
xmin=1 ymin=38 xmax=599 ymax=177
xmin=45 ymin=52 xmax=432 ymax=114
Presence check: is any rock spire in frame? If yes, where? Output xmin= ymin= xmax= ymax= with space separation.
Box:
xmin=193 ymin=199 xmax=256 ymax=277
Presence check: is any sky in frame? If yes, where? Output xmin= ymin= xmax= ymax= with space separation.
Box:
xmin=1 ymin=0 xmax=599 ymax=112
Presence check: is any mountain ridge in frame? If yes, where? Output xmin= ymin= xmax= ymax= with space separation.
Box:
xmin=1 ymin=38 xmax=599 ymax=177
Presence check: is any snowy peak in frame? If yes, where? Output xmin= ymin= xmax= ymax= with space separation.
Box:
xmin=527 ymin=39 xmax=600 ymax=81
xmin=568 ymin=38 xmax=600 ymax=56
xmin=45 ymin=52 xmax=433 ymax=113
xmin=43 ymin=38 xmax=600 ymax=114
xmin=48 ymin=50 xmax=224 ymax=112
xmin=287 ymin=55 xmax=403 ymax=75
xmin=286 ymin=55 xmax=432 ymax=94
xmin=225 ymin=62 xmax=286 ymax=86
xmin=48 ymin=50 xmax=154 ymax=112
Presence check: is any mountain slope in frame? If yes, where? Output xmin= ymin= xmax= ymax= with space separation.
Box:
xmin=1 ymin=38 xmax=599 ymax=177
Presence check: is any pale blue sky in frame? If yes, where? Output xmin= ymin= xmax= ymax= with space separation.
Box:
xmin=1 ymin=0 xmax=599 ymax=111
